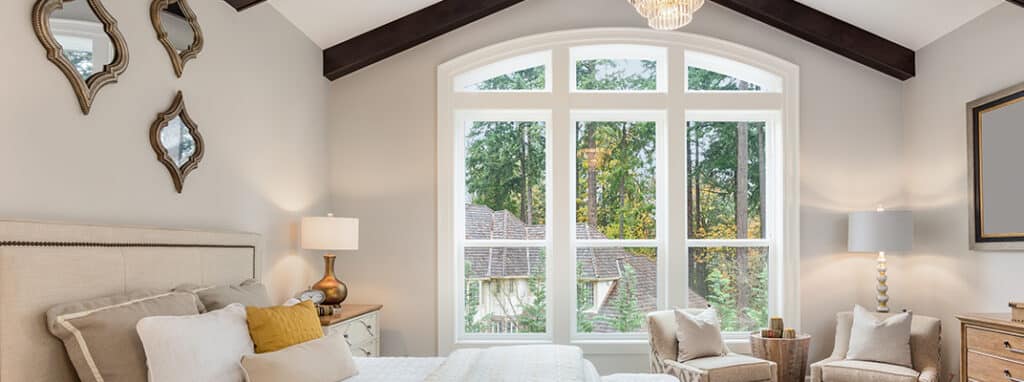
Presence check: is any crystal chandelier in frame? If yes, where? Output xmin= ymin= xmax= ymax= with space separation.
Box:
xmin=628 ymin=0 xmax=706 ymax=30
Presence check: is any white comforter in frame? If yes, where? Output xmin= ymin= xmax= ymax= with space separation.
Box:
xmin=347 ymin=345 xmax=601 ymax=382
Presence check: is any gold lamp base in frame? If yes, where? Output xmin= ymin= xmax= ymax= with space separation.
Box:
xmin=312 ymin=254 xmax=348 ymax=306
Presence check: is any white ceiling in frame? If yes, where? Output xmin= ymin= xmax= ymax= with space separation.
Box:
xmin=795 ymin=0 xmax=1002 ymax=50
xmin=270 ymin=0 xmax=1003 ymax=51
xmin=269 ymin=0 xmax=442 ymax=49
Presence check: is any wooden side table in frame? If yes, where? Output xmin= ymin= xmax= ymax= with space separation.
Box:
xmin=321 ymin=304 xmax=382 ymax=357
xmin=750 ymin=333 xmax=811 ymax=382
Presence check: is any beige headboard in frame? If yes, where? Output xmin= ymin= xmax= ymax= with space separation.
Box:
xmin=0 ymin=220 xmax=262 ymax=382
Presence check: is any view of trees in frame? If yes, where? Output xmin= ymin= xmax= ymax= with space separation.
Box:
xmin=461 ymin=59 xmax=770 ymax=335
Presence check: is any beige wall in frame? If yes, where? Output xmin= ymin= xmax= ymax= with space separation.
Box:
xmin=0 ymin=0 xmax=331 ymax=302
xmin=903 ymin=3 xmax=1024 ymax=377
xmin=327 ymin=0 xmax=906 ymax=372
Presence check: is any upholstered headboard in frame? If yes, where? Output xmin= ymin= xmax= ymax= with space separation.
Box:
xmin=0 ymin=220 xmax=262 ymax=381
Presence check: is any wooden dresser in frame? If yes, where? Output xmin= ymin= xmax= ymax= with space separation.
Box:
xmin=957 ymin=313 xmax=1024 ymax=382
xmin=321 ymin=304 xmax=382 ymax=357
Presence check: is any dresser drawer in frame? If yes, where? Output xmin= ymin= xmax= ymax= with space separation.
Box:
xmin=350 ymin=339 xmax=380 ymax=357
xmin=967 ymin=351 xmax=1024 ymax=382
xmin=967 ymin=326 xmax=1024 ymax=364
xmin=327 ymin=312 xmax=378 ymax=347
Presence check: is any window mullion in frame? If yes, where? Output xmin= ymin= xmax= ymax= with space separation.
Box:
xmin=551 ymin=45 xmax=573 ymax=345
xmin=667 ymin=46 xmax=688 ymax=310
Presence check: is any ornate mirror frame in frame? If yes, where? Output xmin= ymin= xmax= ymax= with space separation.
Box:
xmin=150 ymin=0 xmax=203 ymax=77
xmin=32 ymin=0 xmax=129 ymax=115
xmin=150 ymin=91 xmax=205 ymax=193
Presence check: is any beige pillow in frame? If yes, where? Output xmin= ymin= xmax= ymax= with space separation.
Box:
xmin=176 ymin=279 xmax=271 ymax=311
xmin=675 ymin=307 xmax=726 ymax=362
xmin=847 ymin=304 xmax=913 ymax=367
xmin=46 ymin=290 xmax=202 ymax=382
xmin=241 ymin=333 xmax=359 ymax=382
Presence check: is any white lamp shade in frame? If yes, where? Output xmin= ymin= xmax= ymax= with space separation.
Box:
xmin=848 ymin=210 xmax=912 ymax=252
xmin=301 ymin=216 xmax=359 ymax=251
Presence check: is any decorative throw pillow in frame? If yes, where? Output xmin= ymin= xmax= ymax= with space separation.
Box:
xmin=846 ymin=304 xmax=913 ymax=367
xmin=136 ymin=303 xmax=254 ymax=382
xmin=675 ymin=307 xmax=726 ymax=362
xmin=246 ymin=300 xmax=324 ymax=353
xmin=241 ymin=333 xmax=358 ymax=382
xmin=46 ymin=290 xmax=202 ymax=382
xmin=175 ymin=279 xmax=272 ymax=312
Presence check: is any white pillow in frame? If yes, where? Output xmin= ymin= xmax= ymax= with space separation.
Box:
xmin=136 ymin=303 xmax=254 ymax=382
xmin=240 ymin=332 xmax=358 ymax=382
xmin=846 ymin=304 xmax=913 ymax=367
xmin=675 ymin=307 xmax=726 ymax=362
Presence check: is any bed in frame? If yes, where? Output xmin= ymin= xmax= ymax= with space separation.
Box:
xmin=0 ymin=220 xmax=605 ymax=381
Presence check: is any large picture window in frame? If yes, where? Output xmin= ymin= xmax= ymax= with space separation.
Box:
xmin=438 ymin=29 xmax=799 ymax=354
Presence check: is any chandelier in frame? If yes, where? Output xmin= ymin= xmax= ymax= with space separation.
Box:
xmin=628 ymin=0 xmax=706 ymax=30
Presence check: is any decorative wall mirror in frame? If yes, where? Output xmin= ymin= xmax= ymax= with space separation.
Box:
xmin=151 ymin=92 xmax=204 ymax=193
xmin=151 ymin=0 xmax=203 ymax=77
xmin=32 ymin=0 xmax=129 ymax=115
xmin=968 ymin=82 xmax=1024 ymax=251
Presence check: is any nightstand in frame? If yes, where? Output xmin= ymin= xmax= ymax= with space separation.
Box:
xmin=321 ymin=304 xmax=382 ymax=357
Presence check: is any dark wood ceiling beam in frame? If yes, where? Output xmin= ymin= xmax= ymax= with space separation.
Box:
xmin=323 ymin=0 xmax=525 ymax=81
xmin=709 ymin=0 xmax=915 ymax=80
xmin=1008 ymin=0 xmax=1024 ymax=8
xmin=224 ymin=0 xmax=265 ymax=12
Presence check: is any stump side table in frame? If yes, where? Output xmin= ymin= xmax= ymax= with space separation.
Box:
xmin=750 ymin=333 xmax=811 ymax=382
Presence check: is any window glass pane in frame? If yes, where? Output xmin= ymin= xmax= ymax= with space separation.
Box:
xmin=576 ymin=121 xmax=656 ymax=240
xmin=468 ymin=66 xmax=545 ymax=91
xmin=454 ymin=51 xmax=550 ymax=92
xmin=465 ymin=121 xmax=546 ymax=239
xmin=576 ymin=59 xmax=657 ymax=91
xmin=688 ymin=66 xmax=763 ymax=91
xmin=576 ymin=246 xmax=657 ymax=333
xmin=465 ymin=247 xmax=546 ymax=334
xmin=687 ymin=121 xmax=766 ymax=239
xmin=688 ymin=247 xmax=769 ymax=332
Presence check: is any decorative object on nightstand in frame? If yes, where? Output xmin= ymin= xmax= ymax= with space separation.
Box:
xmin=848 ymin=207 xmax=913 ymax=313
xmin=750 ymin=332 xmax=810 ymax=382
xmin=321 ymin=304 xmax=382 ymax=357
xmin=301 ymin=214 xmax=359 ymax=306
xmin=1011 ymin=302 xmax=1024 ymax=323
xmin=957 ymin=313 xmax=1024 ymax=382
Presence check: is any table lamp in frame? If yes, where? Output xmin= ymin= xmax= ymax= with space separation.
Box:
xmin=848 ymin=208 xmax=912 ymax=313
xmin=301 ymin=213 xmax=359 ymax=306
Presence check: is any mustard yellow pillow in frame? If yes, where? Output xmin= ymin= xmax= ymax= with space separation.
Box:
xmin=246 ymin=300 xmax=324 ymax=353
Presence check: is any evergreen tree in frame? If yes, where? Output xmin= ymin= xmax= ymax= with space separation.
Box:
xmin=707 ymin=267 xmax=737 ymax=330
xmin=464 ymin=261 xmax=485 ymax=333
xmin=606 ymin=263 xmax=644 ymax=332
xmin=576 ymin=263 xmax=595 ymax=333
xmin=517 ymin=250 xmax=547 ymax=333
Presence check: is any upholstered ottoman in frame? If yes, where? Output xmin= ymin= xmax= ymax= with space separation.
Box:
xmin=603 ymin=374 xmax=679 ymax=382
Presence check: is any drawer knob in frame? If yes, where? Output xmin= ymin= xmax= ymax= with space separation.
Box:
xmin=343 ymin=334 xmax=349 ymax=339
xmin=1006 ymin=369 xmax=1024 ymax=382
xmin=1005 ymin=341 xmax=1024 ymax=355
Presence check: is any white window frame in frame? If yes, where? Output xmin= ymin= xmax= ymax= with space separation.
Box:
xmin=437 ymin=28 xmax=800 ymax=356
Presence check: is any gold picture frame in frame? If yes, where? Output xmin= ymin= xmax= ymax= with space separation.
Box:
xmin=967 ymin=82 xmax=1024 ymax=250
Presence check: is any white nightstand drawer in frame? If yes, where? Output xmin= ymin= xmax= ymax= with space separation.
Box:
xmin=328 ymin=312 xmax=377 ymax=345
xmin=351 ymin=338 xmax=380 ymax=357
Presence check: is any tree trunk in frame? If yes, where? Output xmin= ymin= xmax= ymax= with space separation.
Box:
xmin=735 ymin=82 xmax=751 ymax=325
xmin=520 ymin=123 xmax=532 ymax=225
xmin=758 ymin=125 xmax=766 ymax=238
xmin=617 ymin=123 xmax=628 ymax=239
xmin=690 ymin=125 xmax=708 ymax=300
xmin=586 ymin=124 xmax=598 ymax=228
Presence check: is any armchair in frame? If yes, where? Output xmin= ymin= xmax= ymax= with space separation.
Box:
xmin=647 ymin=310 xmax=777 ymax=382
xmin=810 ymin=311 xmax=941 ymax=382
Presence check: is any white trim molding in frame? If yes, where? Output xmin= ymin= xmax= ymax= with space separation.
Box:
xmin=437 ymin=28 xmax=800 ymax=356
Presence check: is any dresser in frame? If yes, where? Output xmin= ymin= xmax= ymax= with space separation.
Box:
xmin=957 ymin=313 xmax=1024 ymax=382
xmin=321 ymin=304 xmax=382 ymax=357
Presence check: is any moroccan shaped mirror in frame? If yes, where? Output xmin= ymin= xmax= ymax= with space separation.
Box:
xmin=32 ymin=0 xmax=128 ymax=115
xmin=151 ymin=0 xmax=203 ymax=77
xmin=151 ymin=92 xmax=204 ymax=193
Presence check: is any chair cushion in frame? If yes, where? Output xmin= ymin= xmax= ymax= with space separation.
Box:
xmin=676 ymin=308 xmax=726 ymax=361
xmin=847 ymin=305 xmax=913 ymax=367
xmin=683 ymin=354 xmax=775 ymax=382
xmin=820 ymin=360 xmax=920 ymax=382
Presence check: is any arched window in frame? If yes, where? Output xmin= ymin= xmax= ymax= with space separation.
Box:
xmin=437 ymin=28 xmax=799 ymax=354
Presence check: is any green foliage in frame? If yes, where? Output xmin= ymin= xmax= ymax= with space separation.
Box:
xmin=473 ymin=66 xmax=545 ymax=91
xmin=706 ymin=267 xmax=737 ymax=329
xmin=517 ymin=251 xmax=547 ymax=333
xmin=466 ymin=121 xmax=546 ymax=224
xmin=464 ymin=261 xmax=485 ymax=333
xmin=687 ymin=67 xmax=763 ymax=91
xmin=576 ymin=59 xmax=656 ymax=91
xmin=604 ymin=263 xmax=644 ymax=332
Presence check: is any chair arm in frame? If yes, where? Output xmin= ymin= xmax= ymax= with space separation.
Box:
xmin=809 ymin=357 xmax=844 ymax=382
xmin=917 ymin=365 xmax=939 ymax=382
xmin=662 ymin=359 xmax=710 ymax=382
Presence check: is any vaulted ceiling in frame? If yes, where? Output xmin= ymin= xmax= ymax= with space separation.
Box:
xmin=245 ymin=0 xmax=1011 ymax=80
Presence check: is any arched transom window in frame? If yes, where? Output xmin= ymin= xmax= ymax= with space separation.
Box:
xmin=437 ymin=28 xmax=799 ymax=355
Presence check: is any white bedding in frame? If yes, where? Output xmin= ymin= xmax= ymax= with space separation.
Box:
xmin=349 ymin=357 xmax=447 ymax=382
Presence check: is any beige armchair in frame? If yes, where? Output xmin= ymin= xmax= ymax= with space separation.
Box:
xmin=647 ymin=310 xmax=777 ymax=382
xmin=810 ymin=311 xmax=941 ymax=382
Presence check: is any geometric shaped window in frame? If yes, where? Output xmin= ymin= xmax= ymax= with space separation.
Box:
xmin=686 ymin=51 xmax=782 ymax=92
xmin=571 ymin=44 xmax=667 ymax=92
xmin=454 ymin=51 xmax=551 ymax=92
